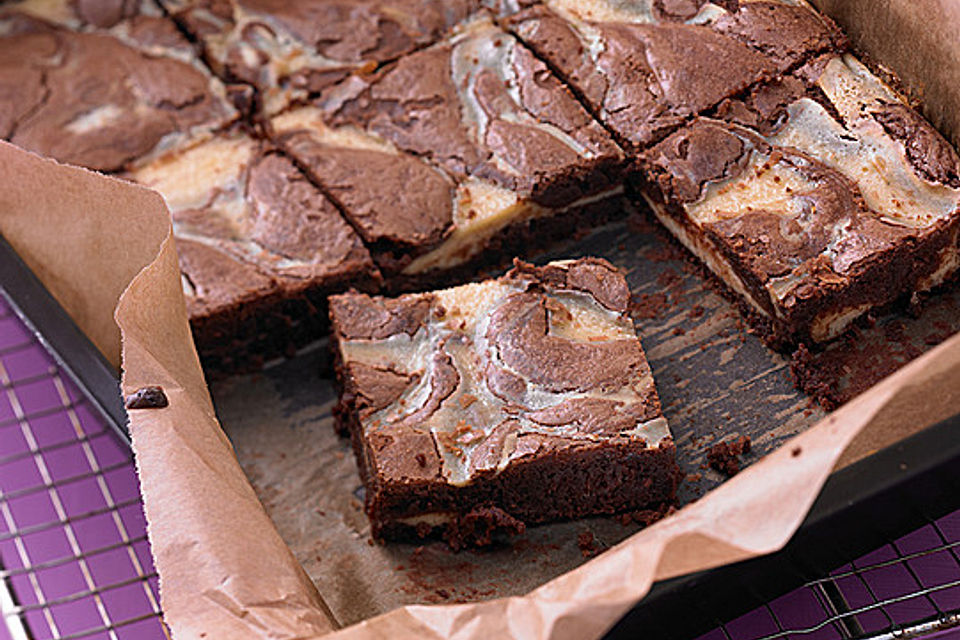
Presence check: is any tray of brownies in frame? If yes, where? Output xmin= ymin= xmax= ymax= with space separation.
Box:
xmin=1 ymin=0 xmax=959 ymax=637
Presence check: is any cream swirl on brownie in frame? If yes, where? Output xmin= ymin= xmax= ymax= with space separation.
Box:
xmin=330 ymin=258 xmax=677 ymax=546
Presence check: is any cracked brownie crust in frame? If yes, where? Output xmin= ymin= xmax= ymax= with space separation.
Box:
xmin=330 ymin=258 xmax=678 ymax=545
xmin=636 ymin=54 xmax=960 ymax=346
xmin=0 ymin=3 xmax=236 ymax=171
xmin=128 ymin=132 xmax=378 ymax=370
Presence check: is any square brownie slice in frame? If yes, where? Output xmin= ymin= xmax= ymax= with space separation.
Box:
xmin=161 ymin=0 xmax=481 ymax=115
xmin=636 ymin=54 xmax=960 ymax=347
xmin=271 ymin=15 xmax=626 ymax=286
xmin=330 ymin=258 xmax=678 ymax=546
xmin=504 ymin=0 xmax=846 ymax=151
xmin=127 ymin=131 xmax=378 ymax=370
xmin=0 ymin=0 xmax=237 ymax=172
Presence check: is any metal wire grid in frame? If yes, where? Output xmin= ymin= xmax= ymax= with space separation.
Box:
xmin=0 ymin=295 xmax=167 ymax=640
xmin=695 ymin=511 xmax=960 ymax=640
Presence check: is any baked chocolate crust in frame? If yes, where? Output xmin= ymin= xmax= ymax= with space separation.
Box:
xmin=128 ymin=132 xmax=378 ymax=370
xmin=637 ymin=58 xmax=960 ymax=347
xmin=330 ymin=258 xmax=678 ymax=544
xmin=162 ymin=0 xmax=480 ymax=114
xmin=276 ymin=125 xmax=458 ymax=269
xmin=0 ymin=6 xmax=236 ymax=171
xmin=504 ymin=0 xmax=845 ymax=151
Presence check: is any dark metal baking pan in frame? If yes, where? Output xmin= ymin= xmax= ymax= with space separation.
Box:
xmin=3 ymin=214 xmax=959 ymax=633
xmin=0 ymin=234 xmax=129 ymax=444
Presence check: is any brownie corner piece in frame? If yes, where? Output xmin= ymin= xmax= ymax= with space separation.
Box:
xmin=329 ymin=257 xmax=678 ymax=546
xmin=635 ymin=53 xmax=960 ymax=348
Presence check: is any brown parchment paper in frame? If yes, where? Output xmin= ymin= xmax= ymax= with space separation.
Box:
xmin=811 ymin=0 xmax=960 ymax=150
xmin=0 ymin=1 xmax=958 ymax=636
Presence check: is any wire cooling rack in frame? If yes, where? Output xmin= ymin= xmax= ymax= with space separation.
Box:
xmin=1 ymin=283 xmax=959 ymax=640
xmin=0 ymin=293 xmax=166 ymax=640
xmin=694 ymin=509 xmax=960 ymax=640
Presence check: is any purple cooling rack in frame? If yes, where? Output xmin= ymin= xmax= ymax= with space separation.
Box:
xmin=1 ymin=285 xmax=959 ymax=640
xmin=0 ymin=294 xmax=166 ymax=640
xmin=694 ymin=510 xmax=960 ymax=640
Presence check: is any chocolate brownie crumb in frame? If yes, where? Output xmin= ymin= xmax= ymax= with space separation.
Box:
xmin=624 ymin=502 xmax=677 ymax=528
xmin=124 ymin=386 xmax=168 ymax=409
xmin=789 ymin=343 xmax=840 ymax=410
xmin=443 ymin=506 xmax=525 ymax=551
xmin=707 ymin=435 xmax=752 ymax=476
xmin=577 ymin=530 xmax=599 ymax=558
xmin=631 ymin=292 xmax=670 ymax=320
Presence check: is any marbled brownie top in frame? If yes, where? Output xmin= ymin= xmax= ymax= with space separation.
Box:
xmin=127 ymin=133 xmax=375 ymax=318
xmin=0 ymin=0 xmax=237 ymax=171
xmin=272 ymin=15 xmax=623 ymax=275
xmin=639 ymin=54 xmax=960 ymax=339
xmin=505 ymin=0 xmax=846 ymax=149
xmin=330 ymin=258 xmax=670 ymax=487
xmin=162 ymin=0 xmax=481 ymax=114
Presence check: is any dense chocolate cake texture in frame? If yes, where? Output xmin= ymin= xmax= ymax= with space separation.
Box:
xmin=330 ymin=258 xmax=678 ymax=545
xmin=271 ymin=15 xmax=626 ymax=281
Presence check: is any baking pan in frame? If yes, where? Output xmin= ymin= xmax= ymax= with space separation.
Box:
xmin=3 ymin=212 xmax=958 ymax=633
xmin=0 ymin=234 xmax=128 ymax=444
xmin=209 ymin=211 xmax=960 ymax=625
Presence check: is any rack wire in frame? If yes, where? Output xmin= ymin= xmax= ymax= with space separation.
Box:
xmin=2 ymin=287 xmax=960 ymax=640
xmin=0 ymin=294 xmax=167 ymax=640
xmin=695 ymin=508 xmax=960 ymax=640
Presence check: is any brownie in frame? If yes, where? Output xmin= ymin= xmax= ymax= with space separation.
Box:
xmin=3 ymin=0 xmax=160 ymax=29
xmin=4 ymin=0 xmax=958 ymax=374
xmin=504 ymin=0 xmax=846 ymax=151
xmin=330 ymin=258 xmax=679 ymax=545
xmin=271 ymin=15 xmax=626 ymax=281
xmin=0 ymin=1 xmax=237 ymax=172
xmin=127 ymin=132 xmax=379 ymax=370
xmin=636 ymin=54 xmax=960 ymax=346
xmin=161 ymin=0 xmax=481 ymax=114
